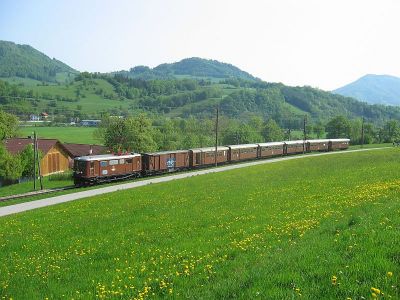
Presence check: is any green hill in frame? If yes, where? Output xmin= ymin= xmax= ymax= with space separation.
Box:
xmin=0 ymin=40 xmax=77 ymax=82
xmin=333 ymin=74 xmax=400 ymax=106
xmin=115 ymin=57 xmax=258 ymax=81
xmin=1 ymin=73 xmax=400 ymax=126
xmin=0 ymin=41 xmax=400 ymax=126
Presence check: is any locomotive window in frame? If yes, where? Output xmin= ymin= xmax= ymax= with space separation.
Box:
xmin=100 ymin=161 xmax=108 ymax=167
xmin=109 ymin=159 xmax=119 ymax=165
xmin=126 ymin=158 xmax=133 ymax=164
xmin=119 ymin=159 xmax=125 ymax=164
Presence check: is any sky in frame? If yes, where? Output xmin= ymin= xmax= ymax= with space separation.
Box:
xmin=1 ymin=0 xmax=400 ymax=90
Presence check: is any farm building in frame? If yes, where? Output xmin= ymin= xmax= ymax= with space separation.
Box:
xmin=63 ymin=143 xmax=108 ymax=168
xmin=4 ymin=138 xmax=71 ymax=176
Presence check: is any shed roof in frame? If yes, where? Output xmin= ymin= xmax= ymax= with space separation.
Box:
xmin=4 ymin=138 xmax=61 ymax=155
xmin=63 ymin=143 xmax=108 ymax=158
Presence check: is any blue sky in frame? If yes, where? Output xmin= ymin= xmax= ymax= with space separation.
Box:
xmin=1 ymin=0 xmax=400 ymax=90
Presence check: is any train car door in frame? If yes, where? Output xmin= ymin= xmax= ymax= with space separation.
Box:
xmin=89 ymin=161 xmax=97 ymax=176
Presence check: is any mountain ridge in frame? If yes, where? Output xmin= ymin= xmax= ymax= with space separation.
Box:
xmin=114 ymin=57 xmax=259 ymax=81
xmin=0 ymin=40 xmax=77 ymax=82
xmin=333 ymin=74 xmax=400 ymax=106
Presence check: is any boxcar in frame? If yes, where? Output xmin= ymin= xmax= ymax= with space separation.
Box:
xmin=284 ymin=140 xmax=306 ymax=155
xmin=142 ymin=150 xmax=190 ymax=174
xmin=329 ymin=138 xmax=350 ymax=151
xmin=73 ymin=153 xmax=142 ymax=185
xmin=190 ymin=146 xmax=229 ymax=168
xmin=257 ymin=142 xmax=284 ymax=158
xmin=306 ymin=139 xmax=330 ymax=152
xmin=228 ymin=144 xmax=259 ymax=162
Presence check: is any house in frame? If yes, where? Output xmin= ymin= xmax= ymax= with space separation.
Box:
xmin=41 ymin=112 xmax=49 ymax=119
xmin=80 ymin=120 xmax=101 ymax=127
xmin=29 ymin=114 xmax=41 ymax=121
xmin=4 ymin=138 xmax=71 ymax=176
xmin=62 ymin=143 xmax=108 ymax=167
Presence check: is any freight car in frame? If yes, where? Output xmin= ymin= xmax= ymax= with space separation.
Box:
xmin=73 ymin=138 xmax=350 ymax=185
xmin=142 ymin=150 xmax=190 ymax=175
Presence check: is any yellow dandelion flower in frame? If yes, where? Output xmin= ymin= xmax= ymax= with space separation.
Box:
xmin=371 ymin=287 xmax=381 ymax=295
xmin=387 ymin=271 xmax=393 ymax=277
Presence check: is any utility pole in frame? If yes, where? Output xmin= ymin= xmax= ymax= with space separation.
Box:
xmin=361 ymin=117 xmax=365 ymax=148
xmin=214 ymin=105 xmax=219 ymax=167
xmin=303 ymin=115 xmax=307 ymax=154
xmin=36 ymin=137 xmax=43 ymax=190
xmin=33 ymin=131 xmax=37 ymax=191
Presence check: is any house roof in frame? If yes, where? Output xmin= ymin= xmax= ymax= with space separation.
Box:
xmin=4 ymin=138 xmax=60 ymax=155
xmin=63 ymin=143 xmax=108 ymax=158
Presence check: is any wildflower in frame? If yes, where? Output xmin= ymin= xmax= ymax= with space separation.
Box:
xmin=371 ymin=287 xmax=381 ymax=295
xmin=387 ymin=272 xmax=393 ymax=277
xmin=331 ymin=275 xmax=337 ymax=285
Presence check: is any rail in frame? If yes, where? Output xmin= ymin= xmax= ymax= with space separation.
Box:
xmin=0 ymin=186 xmax=76 ymax=203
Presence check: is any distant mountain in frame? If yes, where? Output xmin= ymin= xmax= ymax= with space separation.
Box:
xmin=115 ymin=57 xmax=258 ymax=81
xmin=0 ymin=40 xmax=77 ymax=82
xmin=333 ymin=74 xmax=400 ymax=106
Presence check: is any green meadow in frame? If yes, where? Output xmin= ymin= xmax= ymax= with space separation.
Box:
xmin=18 ymin=126 xmax=99 ymax=144
xmin=0 ymin=149 xmax=399 ymax=299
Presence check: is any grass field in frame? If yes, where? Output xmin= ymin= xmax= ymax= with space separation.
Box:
xmin=18 ymin=126 xmax=100 ymax=144
xmin=0 ymin=149 xmax=399 ymax=299
xmin=0 ymin=173 xmax=73 ymax=198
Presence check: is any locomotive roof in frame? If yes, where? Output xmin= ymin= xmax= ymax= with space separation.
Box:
xmin=190 ymin=146 xmax=229 ymax=153
xmin=74 ymin=153 xmax=141 ymax=161
xmin=257 ymin=142 xmax=285 ymax=147
xmin=143 ymin=149 xmax=189 ymax=155
xmin=227 ymin=144 xmax=259 ymax=149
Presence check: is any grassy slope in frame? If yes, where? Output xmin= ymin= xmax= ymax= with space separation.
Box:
xmin=0 ymin=149 xmax=399 ymax=299
xmin=18 ymin=126 xmax=99 ymax=144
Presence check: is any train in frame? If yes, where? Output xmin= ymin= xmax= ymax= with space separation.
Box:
xmin=72 ymin=138 xmax=350 ymax=186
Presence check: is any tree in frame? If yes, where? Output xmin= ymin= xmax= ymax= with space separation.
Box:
xmin=19 ymin=144 xmax=38 ymax=177
xmin=0 ymin=110 xmax=19 ymax=140
xmin=0 ymin=145 xmax=23 ymax=181
xmin=380 ymin=120 xmax=400 ymax=142
xmin=325 ymin=116 xmax=351 ymax=139
xmin=262 ymin=119 xmax=284 ymax=142
xmin=95 ymin=114 xmax=157 ymax=153
xmin=313 ymin=122 xmax=325 ymax=139
xmin=124 ymin=114 xmax=157 ymax=152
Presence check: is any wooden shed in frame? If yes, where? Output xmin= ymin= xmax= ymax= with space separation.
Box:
xmin=63 ymin=143 xmax=108 ymax=168
xmin=4 ymin=138 xmax=71 ymax=176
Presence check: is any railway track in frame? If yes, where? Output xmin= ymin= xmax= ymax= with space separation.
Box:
xmin=0 ymin=185 xmax=76 ymax=203
xmin=0 ymin=146 xmax=391 ymax=205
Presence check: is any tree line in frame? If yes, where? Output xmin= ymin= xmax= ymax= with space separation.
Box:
xmin=1 ymin=108 xmax=399 ymax=182
xmin=95 ymin=114 xmax=400 ymax=153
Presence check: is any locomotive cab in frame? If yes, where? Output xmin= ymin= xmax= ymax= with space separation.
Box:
xmin=73 ymin=153 xmax=142 ymax=186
